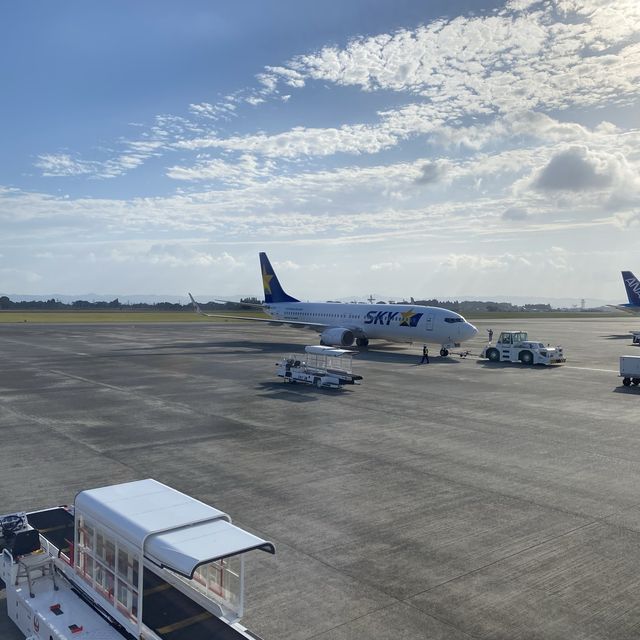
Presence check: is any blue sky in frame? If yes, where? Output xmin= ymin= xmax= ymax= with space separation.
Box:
xmin=1 ymin=0 xmax=639 ymax=303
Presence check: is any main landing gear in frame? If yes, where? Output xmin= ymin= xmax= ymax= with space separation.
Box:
xmin=439 ymin=347 xmax=449 ymax=357
xmin=356 ymin=337 xmax=369 ymax=348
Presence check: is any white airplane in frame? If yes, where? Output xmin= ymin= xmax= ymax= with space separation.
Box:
xmin=189 ymin=252 xmax=478 ymax=356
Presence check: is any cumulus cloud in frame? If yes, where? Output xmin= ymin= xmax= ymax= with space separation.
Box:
xmin=532 ymin=146 xmax=616 ymax=191
xmin=440 ymin=253 xmax=533 ymax=272
xmin=415 ymin=161 xmax=448 ymax=185
xmin=530 ymin=145 xmax=639 ymax=195
xmin=111 ymin=245 xmax=243 ymax=269
xmin=502 ymin=206 xmax=529 ymax=220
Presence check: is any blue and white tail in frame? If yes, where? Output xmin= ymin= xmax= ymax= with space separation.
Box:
xmin=622 ymin=271 xmax=640 ymax=306
xmin=259 ymin=253 xmax=300 ymax=304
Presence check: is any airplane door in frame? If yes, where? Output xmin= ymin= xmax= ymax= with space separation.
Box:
xmin=425 ymin=314 xmax=434 ymax=331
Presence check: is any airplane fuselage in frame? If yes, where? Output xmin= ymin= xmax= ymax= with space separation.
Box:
xmin=264 ymin=301 xmax=477 ymax=346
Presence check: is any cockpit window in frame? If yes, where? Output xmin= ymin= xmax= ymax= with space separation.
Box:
xmin=444 ymin=317 xmax=463 ymax=323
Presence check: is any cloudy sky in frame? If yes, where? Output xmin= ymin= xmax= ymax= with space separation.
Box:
xmin=1 ymin=0 xmax=639 ymax=303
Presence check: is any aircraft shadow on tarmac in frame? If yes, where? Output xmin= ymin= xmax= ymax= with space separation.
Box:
xmin=601 ymin=334 xmax=638 ymax=341
xmin=110 ymin=339 xmax=472 ymax=365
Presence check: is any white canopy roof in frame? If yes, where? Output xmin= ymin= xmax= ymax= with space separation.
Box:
xmin=305 ymin=345 xmax=355 ymax=356
xmin=75 ymin=479 xmax=274 ymax=578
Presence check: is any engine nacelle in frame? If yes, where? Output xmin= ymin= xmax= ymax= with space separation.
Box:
xmin=319 ymin=327 xmax=355 ymax=347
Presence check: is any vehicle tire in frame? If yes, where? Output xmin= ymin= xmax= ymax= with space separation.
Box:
xmin=440 ymin=348 xmax=449 ymax=357
xmin=633 ymin=378 xmax=640 ymax=386
xmin=520 ymin=351 xmax=533 ymax=365
xmin=623 ymin=377 xmax=631 ymax=386
xmin=315 ymin=378 xmax=323 ymax=388
xmin=486 ymin=348 xmax=500 ymax=362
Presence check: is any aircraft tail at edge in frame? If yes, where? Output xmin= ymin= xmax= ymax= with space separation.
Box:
xmin=621 ymin=271 xmax=640 ymax=306
xmin=260 ymin=252 xmax=300 ymax=304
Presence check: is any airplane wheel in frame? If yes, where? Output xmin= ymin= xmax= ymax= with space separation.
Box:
xmin=623 ymin=377 xmax=631 ymax=386
xmin=440 ymin=348 xmax=449 ymax=357
xmin=356 ymin=337 xmax=369 ymax=347
xmin=633 ymin=378 xmax=640 ymax=386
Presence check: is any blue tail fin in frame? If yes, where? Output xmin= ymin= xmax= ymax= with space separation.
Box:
xmin=259 ymin=253 xmax=299 ymax=304
xmin=622 ymin=271 xmax=640 ymax=306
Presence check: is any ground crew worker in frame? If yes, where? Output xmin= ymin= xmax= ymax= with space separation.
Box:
xmin=488 ymin=328 xmax=494 ymax=342
xmin=420 ymin=345 xmax=430 ymax=364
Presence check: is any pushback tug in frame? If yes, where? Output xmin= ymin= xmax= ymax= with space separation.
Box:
xmin=0 ymin=478 xmax=274 ymax=640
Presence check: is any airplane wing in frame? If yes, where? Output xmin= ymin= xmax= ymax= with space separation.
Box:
xmin=188 ymin=293 xmax=329 ymax=329
xmin=607 ymin=304 xmax=640 ymax=315
xmin=211 ymin=298 xmax=265 ymax=309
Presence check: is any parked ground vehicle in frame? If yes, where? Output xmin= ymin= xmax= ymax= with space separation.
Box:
xmin=620 ymin=355 xmax=640 ymax=386
xmin=631 ymin=332 xmax=640 ymax=345
xmin=0 ymin=478 xmax=274 ymax=640
xmin=480 ymin=331 xmax=566 ymax=365
xmin=275 ymin=345 xmax=363 ymax=388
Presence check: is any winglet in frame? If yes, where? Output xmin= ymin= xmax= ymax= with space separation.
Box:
xmin=188 ymin=292 xmax=205 ymax=315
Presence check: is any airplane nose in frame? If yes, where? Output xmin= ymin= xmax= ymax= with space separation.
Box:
xmin=461 ymin=322 xmax=478 ymax=341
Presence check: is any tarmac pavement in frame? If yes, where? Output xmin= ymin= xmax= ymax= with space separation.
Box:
xmin=1 ymin=317 xmax=640 ymax=639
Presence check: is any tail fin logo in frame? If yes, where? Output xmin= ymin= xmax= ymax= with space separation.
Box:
xmin=259 ymin=252 xmax=300 ymax=304
xmin=262 ymin=267 xmax=273 ymax=295
xmin=622 ymin=271 xmax=640 ymax=305
xmin=625 ymin=277 xmax=640 ymax=297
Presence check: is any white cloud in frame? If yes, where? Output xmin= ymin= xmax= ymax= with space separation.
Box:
xmin=415 ymin=160 xmax=449 ymax=185
xmin=528 ymin=145 xmax=640 ymax=202
xmin=440 ymin=252 xmax=533 ymax=272
xmin=370 ymin=262 xmax=401 ymax=271
xmin=175 ymin=122 xmax=400 ymax=158
xmin=36 ymin=154 xmax=96 ymax=177
xmin=167 ymin=154 xmax=275 ymax=184
xmin=502 ymin=206 xmax=529 ymax=221
xmin=532 ymin=146 xmax=610 ymax=191
xmin=273 ymin=260 xmax=301 ymax=270
xmin=0 ymin=267 xmax=42 ymax=284
xmin=110 ymin=245 xmax=243 ymax=269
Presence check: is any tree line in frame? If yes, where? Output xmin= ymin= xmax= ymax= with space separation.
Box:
xmin=0 ymin=296 xmax=262 ymax=311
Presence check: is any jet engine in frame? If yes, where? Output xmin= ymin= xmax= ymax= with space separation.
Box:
xmin=319 ymin=327 xmax=355 ymax=347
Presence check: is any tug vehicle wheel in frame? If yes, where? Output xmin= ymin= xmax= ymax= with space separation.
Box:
xmin=623 ymin=377 xmax=631 ymax=386
xmin=486 ymin=348 xmax=500 ymax=362
xmin=520 ymin=351 xmax=533 ymax=365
